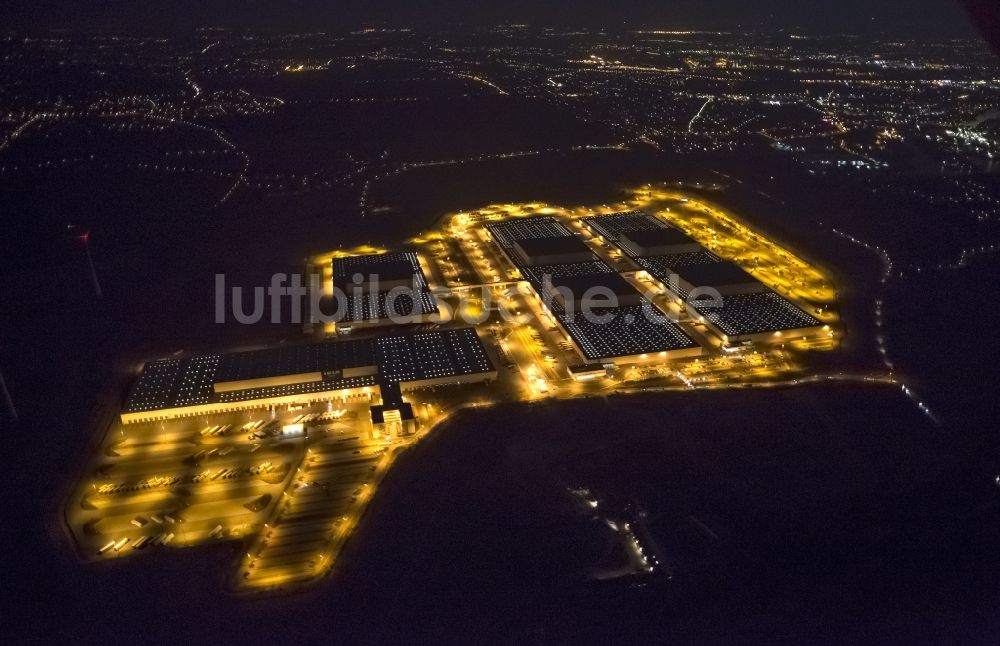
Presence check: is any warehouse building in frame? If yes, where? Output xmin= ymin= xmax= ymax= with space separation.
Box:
xmin=326 ymin=251 xmax=440 ymax=331
xmin=542 ymin=271 xmax=645 ymax=309
xmin=120 ymin=327 xmax=496 ymax=425
xmin=618 ymin=227 xmax=703 ymax=257
xmin=512 ymin=236 xmax=596 ymax=266
xmin=688 ymin=291 xmax=825 ymax=344
xmin=661 ymin=260 xmax=767 ymax=298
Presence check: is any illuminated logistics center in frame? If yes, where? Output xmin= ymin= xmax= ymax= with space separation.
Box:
xmin=68 ymin=187 xmax=840 ymax=593
xmin=582 ymin=210 xmax=825 ymax=345
xmin=485 ymin=216 xmax=703 ymax=364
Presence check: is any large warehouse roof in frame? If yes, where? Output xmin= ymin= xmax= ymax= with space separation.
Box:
xmin=328 ymin=251 xmax=438 ymax=323
xmin=333 ymin=251 xmax=425 ymax=283
xmin=485 ymin=215 xmax=699 ymax=361
xmin=514 ymin=235 xmax=592 ymax=259
xmin=513 ymin=235 xmax=595 ymax=265
xmin=558 ymin=306 xmax=699 ymax=360
xmin=546 ymin=272 xmax=640 ymax=307
xmin=691 ymin=291 xmax=822 ymax=338
xmin=375 ymin=327 xmax=494 ymax=382
xmin=636 ymin=251 xmax=719 ymax=274
xmin=675 ymin=261 xmax=757 ymax=287
xmin=582 ymin=211 xmax=664 ymax=241
xmin=619 ymin=227 xmax=699 ymax=251
xmin=484 ymin=216 xmax=573 ymax=254
xmin=336 ymin=259 xmax=416 ymax=285
xmin=123 ymin=327 xmax=494 ymax=414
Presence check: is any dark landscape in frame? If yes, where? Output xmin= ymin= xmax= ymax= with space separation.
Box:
xmin=3 ymin=11 xmax=1000 ymax=644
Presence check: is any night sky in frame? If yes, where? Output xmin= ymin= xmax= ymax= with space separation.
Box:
xmin=0 ymin=0 xmax=983 ymax=37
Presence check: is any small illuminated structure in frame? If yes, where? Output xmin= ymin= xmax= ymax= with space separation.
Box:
xmin=369 ymin=379 xmax=415 ymax=438
xmin=281 ymin=422 xmax=306 ymax=437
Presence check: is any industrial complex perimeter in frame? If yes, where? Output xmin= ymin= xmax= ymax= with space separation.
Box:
xmin=66 ymin=185 xmax=854 ymax=593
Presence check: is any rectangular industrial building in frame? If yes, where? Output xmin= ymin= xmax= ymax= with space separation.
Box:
xmin=558 ymin=306 xmax=702 ymax=362
xmin=339 ymin=259 xmax=419 ymax=292
xmin=513 ymin=236 xmax=595 ymax=266
xmin=484 ymin=216 xmax=574 ymax=254
xmin=688 ymin=291 xmax=825 ymax=344
xmin=663 ymin=260 xmax=767 ymax=298
xmin=543 ymin=272 xmax=644 ymax=309
xmin=328 ymin=251 xmax=439 ymax=328
xmin=582 ymin=210 xmax=665 ymax=242
xmin=121 ymin=327 xmax=496 ymax=424
xmin=618 ymin=227 xmax=703 ymax=257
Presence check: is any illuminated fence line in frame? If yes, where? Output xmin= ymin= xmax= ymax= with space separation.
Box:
xmin=830 ymin=227 xmax=939 ymax=424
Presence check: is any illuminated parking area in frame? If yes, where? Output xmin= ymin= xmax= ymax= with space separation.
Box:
xmin=68 ymin=416 xmax=311 ymax=565
xmin=67 ymin=326 xmax=498 ymax=591
xmin=238 ymin=433 xmax=388 ymax=590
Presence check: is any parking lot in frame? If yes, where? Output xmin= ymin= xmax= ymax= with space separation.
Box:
xmin=67 ymin=398 xmax=383 ymax=574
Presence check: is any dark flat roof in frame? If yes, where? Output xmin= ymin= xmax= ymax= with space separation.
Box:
xmin=514 ymin=235 xmax=593 ymax=258
xmin=215 ymin=340 xmax=375 ymax=383
xmin=520 ymin=261 xmax=615 ymax=282
xmin=347 ymin=260 xmax=415 ymax=283
xmin=676 ymin=261 xmax=760 ymax=288
xmin=484 ymin=216 xmax=570 ymax=252
xmin=582 ymin=211 xmax=664 ymax=241
xmin=320 ymin=290 xmax=439 ymax=323
xmin=620 ymin=227 xmax=698 ymax=248
xmin=333 ymin=251 xmax=424 ymax=282
xmin=374 ymin=327 xmax=494 ymax=383
xmin=550 ymin=272 xmax=638 ymax=299
xmin=329 ymin=251 xmax=437 ymax=322
xmin=636 ymin=251 xmax=720 ymax=274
